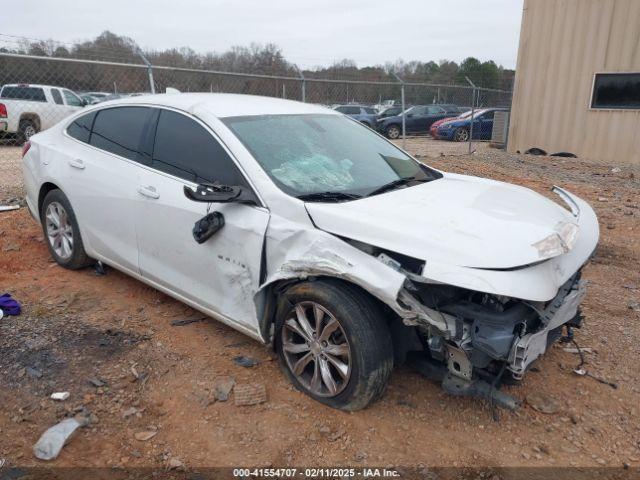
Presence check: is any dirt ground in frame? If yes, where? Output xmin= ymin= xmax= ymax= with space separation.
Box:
xmin=1 ymin=138 xmax=639 ymax=476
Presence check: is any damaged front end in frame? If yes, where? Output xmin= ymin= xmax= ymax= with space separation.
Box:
xmin=394 ymin=272 xmax=585 ymax=410
xmin=262 ymin=183 xmax=599 ymax=410
xmin=333 ymin=187 xmax=599 ymax=410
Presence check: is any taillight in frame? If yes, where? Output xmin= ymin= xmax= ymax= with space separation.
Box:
xmin=0 ymin=103 xmax=7 ymax=118
xmin=22 ymin=141 xmax=31 ymax=158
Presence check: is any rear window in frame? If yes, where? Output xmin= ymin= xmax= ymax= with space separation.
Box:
xmin=89 ymin=107 xmax=152 ymax=161
xmin=1 ymin=86 xmax=46 ymax=102
xmin=336 ymin=106 xmax=361 ymax=115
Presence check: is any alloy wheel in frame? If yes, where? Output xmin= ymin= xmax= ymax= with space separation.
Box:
xmin=387 ymin=126 xmax=400 ymax=139
xmin=45 ymin=201 xmax=74 ymax=259
xmin=281 ymin=301 xmax=352 ymax=397
xmin=455 ymin=128 xmax=469 ymax=142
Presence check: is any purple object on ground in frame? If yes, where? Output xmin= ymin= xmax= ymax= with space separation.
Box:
xmin=0 ymin=293 xmax=21 ymax=316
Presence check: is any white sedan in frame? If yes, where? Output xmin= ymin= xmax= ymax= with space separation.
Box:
xmin=21 ymin=93 xmax=599 ymax=410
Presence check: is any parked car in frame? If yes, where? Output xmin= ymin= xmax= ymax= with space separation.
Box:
xmin=436 ymin=108 xmax=508 ymax=142
xmin=333 ymin=105 xmax=378 ymax=127
xmin=376 ymin=104 xmax=462 ymax=139
xmin=80 ymin=94 xmax=102 ymax=105
xmin=430 ymin=110 xmax=473 ymax=138
xmin=22 ymin=94 xmax=599 ymax=411
xmin=0 ymin=84 xmax=85 ymax=142
xmin=85 ymin=91 xmax=110 ymax=100
xmin=377 ymin=105 xmax=404 ymax=119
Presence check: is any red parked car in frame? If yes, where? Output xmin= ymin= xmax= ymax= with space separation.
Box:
xmin=430 ymin=110 xmax=472 ymax=138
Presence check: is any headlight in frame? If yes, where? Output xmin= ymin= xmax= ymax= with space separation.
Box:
xmin=532 ymin=222 xmax=579 ymax=259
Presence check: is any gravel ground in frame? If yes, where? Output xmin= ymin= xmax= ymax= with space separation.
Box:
xmin=0 ymin=139 xmax=639 ymax=475
xmin=0 ymin=147 xmax=23 ymax=203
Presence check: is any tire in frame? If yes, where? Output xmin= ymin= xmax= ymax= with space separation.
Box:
xmin=40 ymin=189 xmax=93 ymax=270
xmin=18 ymin=119 xmax=38 ymax=144
xmin=275 ymin=279 xmax=394 ymax=411
xmin=453 ymin=127 xmax=470 ymax=142
xmin=385 ymin=124 xmax=401 ymax=139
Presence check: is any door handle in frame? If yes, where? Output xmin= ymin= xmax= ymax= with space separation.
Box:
xmin=137 ymin=185 xmax=160 ymax=199
xmin=68 ymin=159 xmax=85 ymax=170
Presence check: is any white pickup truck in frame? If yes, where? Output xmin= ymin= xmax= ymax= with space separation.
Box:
xmin=0 ymin=84 xmax=86 ymax=142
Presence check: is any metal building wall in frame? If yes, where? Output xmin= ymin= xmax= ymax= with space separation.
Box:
xmin=508 ymin=0 xmax=640 ymax=165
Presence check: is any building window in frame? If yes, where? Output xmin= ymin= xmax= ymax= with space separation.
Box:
xmin=591 ymin=73 xmax=640 ymax=109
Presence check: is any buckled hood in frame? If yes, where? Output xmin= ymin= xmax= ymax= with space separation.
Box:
xmin=306 ymin=173 xmax=580 ymax=270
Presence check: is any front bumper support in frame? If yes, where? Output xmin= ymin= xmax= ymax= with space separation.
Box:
xmin=509 ymin=278 xmax=587 ymax=376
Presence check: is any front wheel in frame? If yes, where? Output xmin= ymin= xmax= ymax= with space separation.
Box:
xmin=275 ymin=280 xmax=393 ymax=411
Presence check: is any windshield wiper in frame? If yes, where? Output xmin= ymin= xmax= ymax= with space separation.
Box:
xmin=296 ymin=191 xmax=362 ymax=202
xmin=367 ymin=176 xmax=419 ymax=197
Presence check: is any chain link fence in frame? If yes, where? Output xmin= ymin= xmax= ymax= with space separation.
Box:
xmin=0 ymin=52 xmax=512 ymax=164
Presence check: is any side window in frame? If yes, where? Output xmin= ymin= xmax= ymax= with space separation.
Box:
xmin=51 ymin=89 xmax=64 ymax=105
xmin=67 ymin=111 xmax=96 ymax=143
xmin=426 ymin=106 xmax=443 ymax=114
xmin=90 ymin=107 xmax=152 ymax=161
xmin=152 ymin=109 xmax=246 ymax=186
xmin=363 ymin=107 xmax=376 ymax=114
xmin=63 ymin=89 xmax=82 ymax=107
xmin=345 ymin=106 xmax=361 ymax=114
xmin=481 ymin=111 xmax=495 ymax=120
xmin=335 ymin=106 xmax=348 ymax=113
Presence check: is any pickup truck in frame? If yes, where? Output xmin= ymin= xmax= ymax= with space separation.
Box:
xmin=0 ymin=84 xmax=85 ymax=143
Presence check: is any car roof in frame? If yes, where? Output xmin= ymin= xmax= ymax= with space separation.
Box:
xmin=1 ymin=83 xmax=69 ymax=90
xmin=105 ymin=93 xmax=335 ymax=118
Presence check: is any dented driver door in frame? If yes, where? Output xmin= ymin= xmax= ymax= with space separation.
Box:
xmin=134 ymin=108 xmax=269 ymax=337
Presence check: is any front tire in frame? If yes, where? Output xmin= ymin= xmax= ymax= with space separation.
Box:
xmin=275 ymin=279 xmax=393 ymax=411
xmin=40 ymin=189 xmax=93 ymax=270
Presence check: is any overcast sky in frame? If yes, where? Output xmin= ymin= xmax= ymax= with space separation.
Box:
xmin=2 ymin=0 xmax=524 ymax=69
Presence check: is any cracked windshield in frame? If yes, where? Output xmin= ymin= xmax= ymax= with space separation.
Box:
xmin=223 ymin=114 xmax=438 ymax=199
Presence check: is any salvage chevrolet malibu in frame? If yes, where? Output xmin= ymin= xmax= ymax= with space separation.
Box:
xmin=22 ymin=94 xmax=599 ymax=410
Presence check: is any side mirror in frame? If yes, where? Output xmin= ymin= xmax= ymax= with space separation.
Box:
xmin=184 ymin=183 xmax=242 ymax=203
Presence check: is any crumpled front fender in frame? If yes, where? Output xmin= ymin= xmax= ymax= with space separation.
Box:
xmin=254 ymin=214 xmax=415 ymax=341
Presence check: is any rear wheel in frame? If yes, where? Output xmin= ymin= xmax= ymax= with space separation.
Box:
xmin=275 ymin=279 xmax=394 ymax=411
xmin=453 ymin=127 xmax=470 ymax=142
xmin=385 ymin=124 xmax=401 ymax=139
xmin=18 ymin=119 xmax=38 ymax=144
xmin=40 ymin=189 xmax=93 ymax=270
